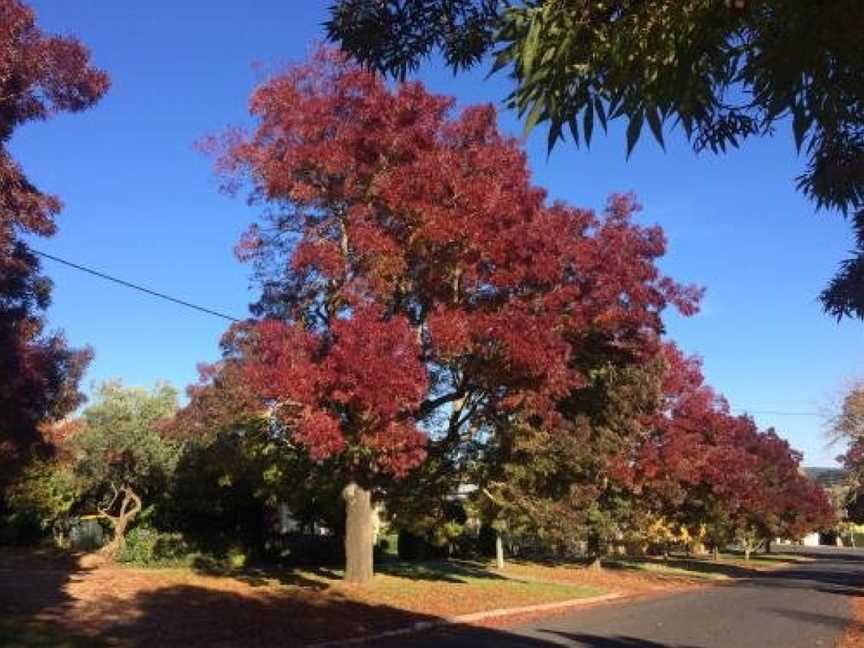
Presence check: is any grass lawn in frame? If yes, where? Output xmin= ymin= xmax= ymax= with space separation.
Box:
xmin=328 ymin=560 xmax=602 ymax=616
xmin=205 ymin=559 xmax=603 ymax=618
xmin=495 ymin=549 xmax=808 ymax=591
xmin=6 ymin=546 xmax=801 ymax=645
xmin=0 ymin=549 xmax=604 ymax=646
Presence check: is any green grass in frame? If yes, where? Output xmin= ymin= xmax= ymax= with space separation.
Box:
xmin=606 ymin=557 xmax=734 ymax=580
xmin=183 ymin=558 xmax=604 ymax=617
xmin=605 ymin=550 xmax=802 ymax=581
xmin=0 ymin=620 xmax=105 ymax=648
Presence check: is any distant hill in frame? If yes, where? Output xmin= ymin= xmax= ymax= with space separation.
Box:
xmin=803 ymin=467 xmax=847 ymax=488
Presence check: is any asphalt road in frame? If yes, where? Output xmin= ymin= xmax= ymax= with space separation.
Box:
xmin=388 ymin=547 xmax=864 ymax=648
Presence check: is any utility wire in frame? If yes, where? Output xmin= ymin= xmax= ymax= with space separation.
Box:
xmin=32 ymin=249 xmax=242 ymax=323
xmin=26 ymin=251 xmax=838 ymax=418
xmin=738 ymin=409 xmax=823 ymax=417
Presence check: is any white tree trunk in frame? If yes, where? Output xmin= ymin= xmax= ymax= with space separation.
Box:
xmin=343 ymin=482 xmax=374 ymax=585
xmin=495 ymin=532 xmax=505 ymax=570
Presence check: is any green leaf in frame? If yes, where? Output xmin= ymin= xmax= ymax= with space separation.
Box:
xmin=626 ymin=111 xmax=644 ymax=158
xmin=522 ymin=14 xmax=541 ymax=76
xmin=487 ymin=48 xmax=513 ymax=79
xmin=646 ymin=105 xmax=665 ymax=149
xmin=583 ymin=102 xmax=594 ymax=146
xmin=792 ymin=105 xmax=811 ymax=151
xmin=524 ymin=99 xmax=545 ymax=136
xmin=594 ymin=96 xmax=608 ymax=132
xmin=547 ymin=120 xmax=563 ymax=156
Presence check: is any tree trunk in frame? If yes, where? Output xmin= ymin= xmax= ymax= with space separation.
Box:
xmin=495 ymin=532 xmax=505 ymax=570
xmin=744 ymin=547 xmax=751 ymax=561
xmin=98 ymin=485 xmax=142 ymax=560
xmin=712 ymin=546 xmax=719 ymax=561
xmin=343 ymin=482 xmax=374 ymax=585
xmin=586 ymin=533 xmax=603 ymax=570
xmin=764 ymin=539 xmax=771 ymax=554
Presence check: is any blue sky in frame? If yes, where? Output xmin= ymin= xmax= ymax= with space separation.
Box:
xmin=15 ymin=1 xmax=861 ymax=466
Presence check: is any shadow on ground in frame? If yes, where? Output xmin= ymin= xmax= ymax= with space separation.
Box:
xmin=0 ymin=547 xmax=96 ymax=646
xmin=381 ymin=624 xmax=702 ymax=647
xmin=2 ymin=546 xmax=861 ymax=647
xmin=0 ymin=548 xmax=559 ymax=647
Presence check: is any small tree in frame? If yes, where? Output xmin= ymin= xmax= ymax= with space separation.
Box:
xmin=71 ymin=381 xmax=179 ymax=558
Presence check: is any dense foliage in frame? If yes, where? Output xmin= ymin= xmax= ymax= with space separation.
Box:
xmin=69 ymin=382 xmax=180 ymax=556
xmin=835 ymin=382 xmax=864 ymax=517
xmin=0 ymin=36 xmax=835 ymax=579
xmin=192 ymin=49 xmax=830 ymax=579
xmin=0 ymin=0 xmax=108 ymax=481
xmin=327 ymin=0 xmax=864 ymax=319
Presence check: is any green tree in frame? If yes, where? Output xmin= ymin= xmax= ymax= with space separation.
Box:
xmin=168 ymin=358 xmax=346 ymax=559
xmin=328 ymin=0 xmax=864 ymax=318
xmin=4 ymin=456 xmax=77 ymax=545
xmin=72 ymin=381 xmax=179 ymax=558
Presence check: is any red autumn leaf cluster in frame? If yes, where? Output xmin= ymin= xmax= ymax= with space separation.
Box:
xmin=229 ymin=305 xmax=427 ymax=476
xmin=631 ymin=343 xmax=834 ymax=542
xmin=0 ymin=0 xmax=107 ymax=469
xmin=213 ymin=48 xmax=700 ymax=483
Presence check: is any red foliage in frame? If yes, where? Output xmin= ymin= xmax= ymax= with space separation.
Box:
xmin=213 ymin=49 xmax=700 ymax=485
xmin=0 ymin=0 xmax=107 ymax=471
xmin=633 ymin=343 xmax=834 ymax=541
xmin=234 ymin=306 xmax=427 ymax=476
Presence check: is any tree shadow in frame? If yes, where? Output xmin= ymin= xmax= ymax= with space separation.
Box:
xmin=373 ymin=625 xmax=699 ymax=647
xmin=84 ymin=583 xmax=438 ymax=645
xmin=535 ymin=631 xmax=701 ymax=648
xmin=721 ymin=550 xmax=808 ymax=564
xmin=376 ymin=559 xmax=519 ymax=583
xmin=189 ymin=555 xmax=339 ymax=591
xmin=188 ymin=556 xmax=515 ymax=589
xmin=0 ymin=546 xmax=98 ymax=646
xmin=603 ymin=556 xmax=755 ymax=580
xmin=740 ymin=563 xmax=863 ymax=596
xmin=0 ymin=547 xmax=88 ymax=616
xmin=784 ymin=548 xmax=864 ymax=563
xmin=765 ymin=607 xmax=861 ymax=632
xmin=65 ymin=582 xmax=577 ymax=647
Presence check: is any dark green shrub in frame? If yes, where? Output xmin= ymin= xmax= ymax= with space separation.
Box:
xmin=397 ymin=530 xmax=426 ymax=560
xmin=117 ymin=527 xmax=194 ymax=566
xmin=396 ymin=530 xmax=449 ymax=561
xmin=477 ymin=524 xmax=498 ymax=557
xmin=0 ymin=511 xmax=43 ymax=546
xmin=267 ymin=533 xmax=345 ymax=566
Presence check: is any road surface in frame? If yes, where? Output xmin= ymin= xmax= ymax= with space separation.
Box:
xmin=388 ymin=547 xmax=863 ymax=647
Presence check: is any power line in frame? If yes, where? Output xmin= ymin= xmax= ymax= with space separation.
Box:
xmin=24 ymin=250 xmax=838 ymax=418
xmin=736 ymin=409 xmax=822 ymax=417
xmin=32 ymin=249 xmax=243 ymax=323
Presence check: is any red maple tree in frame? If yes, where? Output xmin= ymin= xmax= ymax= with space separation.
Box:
xmin=0 ymin=0 xmax=108 ymax=476
xmin=632 ymin=343 xmax=833 ymax=557
xmin=212 ymin=48 xmax=700 ymax=582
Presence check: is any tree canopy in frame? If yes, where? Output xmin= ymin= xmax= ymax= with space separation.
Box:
xmin=71 ymin=381 xmax=180 ymax=557
xmin=327 ymin=0 xmax=864 ymax=320
xmin=0 ymin=0 xmax=108 ymax=475
xmin=210 ymin=47 xmax=698 ymax=581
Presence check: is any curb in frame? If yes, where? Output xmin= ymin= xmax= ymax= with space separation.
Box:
xmin=306 ymin=592 xmax=623 ymax=647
